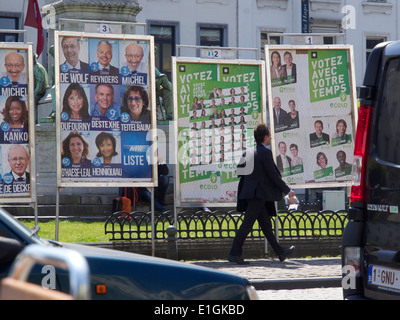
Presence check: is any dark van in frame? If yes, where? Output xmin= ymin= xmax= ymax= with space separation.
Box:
xmin=342 ymin=41 xmax=400 ymax=299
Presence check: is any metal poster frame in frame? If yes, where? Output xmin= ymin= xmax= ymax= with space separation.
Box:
xmin=265 ymin=45 xmax=358 ymax=190
xmin=172 ymin=56 xmax=267 ymax=208
xmin=54 ymin=31 xmax=158 ymax=189
xmin=0 ymin=43 xmax=37 ymax=207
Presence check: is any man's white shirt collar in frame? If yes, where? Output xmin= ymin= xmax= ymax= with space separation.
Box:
xmin=12 ymin=171 xmax=27 ymax=181
xmin=99 ymin=63 xmax=110 ymax=70
xmin=65 ymin=60 xmax=81 ymax=70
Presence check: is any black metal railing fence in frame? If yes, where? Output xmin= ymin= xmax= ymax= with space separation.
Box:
xmin=105 ymin=208 xmax=348 ymax=241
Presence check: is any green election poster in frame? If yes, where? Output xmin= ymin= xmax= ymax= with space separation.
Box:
xmin=266 ymin=46 xmax=356 ymax=188
xmin=174 ymin=59 xmax=264 ymax=205
xmin=309 ymin=50 xmax=350 ymax=103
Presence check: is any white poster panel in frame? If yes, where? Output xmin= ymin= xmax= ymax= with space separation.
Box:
xmin=173 ymin=57 xmax=266 ymax=206
xmin=0 ymin=44 xmax=36 ymax=203
xmin=266 ymin=45 xmax=357 ymax=189
xmin=55 ymin=31 xmax=157 ymax=188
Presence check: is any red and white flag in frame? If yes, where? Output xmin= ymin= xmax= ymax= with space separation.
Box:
xmin=24 ymin=0 xmax=44 ymax=56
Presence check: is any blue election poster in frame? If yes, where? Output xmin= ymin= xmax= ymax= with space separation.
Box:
xmin=57 ymin=32 xmax=155 ymax=185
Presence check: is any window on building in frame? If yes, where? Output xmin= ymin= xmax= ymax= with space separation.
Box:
xmin=260 ymin=32 xmax=281 ymax=60
xmin=0 ymin=16 xmax=19 ymax=42
xmin=150 ymin=24 xmax=176 ymax=80
xmin=311 ymin=25 xmax=341 ymax=44
xmin=200 ymin=27 xmax=224 ymax=47
xmin=366 ymin=37 xmax=386 ymax=63
xmin=323 ymin=37 xmax=334 ymax=45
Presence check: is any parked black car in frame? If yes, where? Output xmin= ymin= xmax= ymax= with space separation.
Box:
xmin=342 ymin=40 xmax=400 ymax=299
xmin=0 ymin=208 xmax=258 ymax=300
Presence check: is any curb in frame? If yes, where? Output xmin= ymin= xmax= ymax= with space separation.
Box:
xmin=250 ymin=277 xmax=342 ymax=290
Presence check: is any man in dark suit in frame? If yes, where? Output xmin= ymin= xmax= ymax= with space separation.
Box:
xmin=90 ymin=40 xmax=119 ymax=77
xmin=282 ymin=51 xmax=297 ymax=83
xmin=209 ymin=86 xmax=219 ymax=99
xmin=276 ymin=141 xmax=292 ymax=174
xmin=273 ymin=97 xmax=288 ymax=125
xmin=228 ymin=124 xmax=295 ymax=264
xmin=5 ymin=145 xmax=31 ymax=196
xmin=60 ymin=36 xmax=90 ymax=74
xmin=8 ymin=145 xmax=29 ymax=180
xmin=309 ymin=120 xmax=330 ymax=148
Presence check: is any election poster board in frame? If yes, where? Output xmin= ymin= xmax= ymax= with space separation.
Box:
xmin=0 ymin=43 xmax=36 ymax=203
xmin=265 ymin=45 xmax=357 ymax=189
xmin=55 ymin=31 xmax=157 ymax=188
xmin=173 ymin=57 xmax=266 ymax=206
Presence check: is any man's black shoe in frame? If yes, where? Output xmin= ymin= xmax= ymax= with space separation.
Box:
xmin=278 ymin=246 xmax=295 ymax=262
xmin=228 ymin=254 xmax=250 ymax=265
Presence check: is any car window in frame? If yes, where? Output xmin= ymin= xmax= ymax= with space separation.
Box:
xmin=0 ymin=208 xmax=48 ymax=245
xmin=0 ymin=224 xmax=11 ymax=238
xmin=376 ymin=58 xmax=400 ymax=165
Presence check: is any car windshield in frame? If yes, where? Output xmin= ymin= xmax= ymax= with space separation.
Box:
xmin=0 ymin=207 xmax=49 ymax=245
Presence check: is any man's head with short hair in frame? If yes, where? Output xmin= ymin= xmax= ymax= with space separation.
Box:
xmin=278 ymin=141 xmax=287 ymax=155
xmin=8 ymin=145 xmax=29 ymax=177
xmin=125 ymin=43 xmax=144 ymax=72
xmin=273 ymin=97 xmax=281 ymax=110
xmin=314 ymin=120 xmax=324 ymax=136
xmin=95 ymin=84 xmax=114 ymax=115
xmin=61 ymin=37 xmax=81 ymax=67
xmin=254 ymin=123 xmax=270 ymax=144
xmin=5 ymin=52 xmax=25 ymax=82
xmin=337 ymin=150 xmax=347 ymax=166
xmin=97 ymin=40 xmax=113 ymax=68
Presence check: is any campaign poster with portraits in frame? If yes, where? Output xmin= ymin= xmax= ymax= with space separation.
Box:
xmin=55 ymin=31 xmax=156 ymax=187
xmin=173 ymin=57 xmax=265 ymax=205
xmin=0 ymin=44 xmax=35 ymax=202
xmin=266 ymin=46 xmax=357 ymax=188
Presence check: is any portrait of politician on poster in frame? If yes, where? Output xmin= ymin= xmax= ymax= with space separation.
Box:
xmin=0 ymin=45 xmax=34 ymax=201
xmin=55 ymin=32 xmax=156 ymax=187
xmin=266 ymin=46 xmax=357 ymax=188
xmin=174 ymin=58 xmax=265 ymax=205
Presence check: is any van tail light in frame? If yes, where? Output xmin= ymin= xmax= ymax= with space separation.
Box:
xmin=350 ymin=104 xmax=374 ymax=203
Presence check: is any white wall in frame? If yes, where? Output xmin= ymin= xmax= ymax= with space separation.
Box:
xmin=1 ymin=0 xmax=399 ymax=86
xmin=137 ymin=0 xmax=399 ymax=87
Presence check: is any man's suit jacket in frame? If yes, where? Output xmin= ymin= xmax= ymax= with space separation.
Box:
xmin=61 ymin=60 xmax=90 ymax=74
xmin=11 ymin=171 xmax=30 ymax=181
xmin=276 ymin=154 xmax=292 ymax=173
xmin=236 ymin=143 xmax=291 ymax=212
xmin=273 ymin=108 xmax=288 ymax=125
xmin=309 ymin=132 xmax=330 ymax=147
xmin=91 ymin=64 xmax=119 ymax=77
xmin=10 ymin=171 xmax=30 ymax=188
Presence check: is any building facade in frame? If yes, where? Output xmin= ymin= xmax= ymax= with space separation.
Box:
xmin=0 ymin=0 xmax=396 ymax=205
xmin=136 ymin=0 xmax=397 ymax=87
xmin=0 ymin=0 xmax=396 ymax=87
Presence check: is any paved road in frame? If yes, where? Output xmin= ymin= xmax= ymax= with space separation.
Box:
xmin=190 ymin=257 xmax=341 ymax=282
xmin=257 ymin=287 xmax=343 ymax=300
xmin=189 ymin=257 xmax=343 ymax=300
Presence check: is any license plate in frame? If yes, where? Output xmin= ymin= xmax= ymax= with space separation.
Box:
xmin=368 ymin=265 xmax=400 ymax=292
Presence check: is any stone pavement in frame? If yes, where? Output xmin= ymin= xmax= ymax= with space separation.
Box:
xmin=189 ymin=257 xmax=342 ymax=290
xmin=256 ymin=287 xmax=343 ymax=300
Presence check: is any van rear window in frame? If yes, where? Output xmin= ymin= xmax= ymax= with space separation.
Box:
xmin=376 ymin=58 xmax=400 ymax=165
